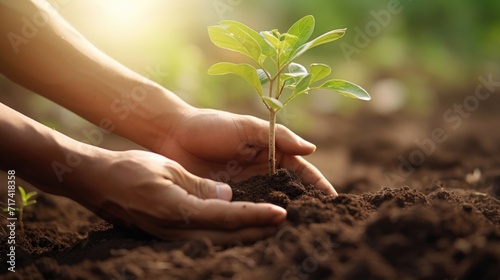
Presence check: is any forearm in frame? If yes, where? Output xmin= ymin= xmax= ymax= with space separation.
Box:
xmin=0 ymin=102 xmax=98 ymax=198
xmin=0 ymin=0 xmax=191 ymax=150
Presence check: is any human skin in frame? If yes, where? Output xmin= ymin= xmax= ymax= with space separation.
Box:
xmin=0 ymin=0 xmax=336 ymax=243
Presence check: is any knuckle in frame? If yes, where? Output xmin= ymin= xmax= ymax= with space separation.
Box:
xmin=199 ymin=181 xmax=217 ymax=198
xmin=222 ymin=211 xmax=242 ymax=229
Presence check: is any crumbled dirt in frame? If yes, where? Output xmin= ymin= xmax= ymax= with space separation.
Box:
xmin=1 ymin=110 xmax=500 ymax=279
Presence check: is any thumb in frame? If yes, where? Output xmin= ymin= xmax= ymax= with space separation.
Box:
xmin=275 ymin=124 xmax=316 ymax=155
xmin=177 ymin=170 xmax=233 ymax=201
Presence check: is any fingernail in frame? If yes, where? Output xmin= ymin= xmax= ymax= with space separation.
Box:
xmin=216 ymin=183 xmax=233 ymax=200
xmin=300 ymin=138 xmax=316 ymax=150
xmin=271 ymin=207 xmax=287 ymax=224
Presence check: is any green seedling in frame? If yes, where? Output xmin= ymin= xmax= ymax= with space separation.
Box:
xmin=208 ymin=15 xmax=371 ymax=174
xmin=3 ymin=186 xmax=37 ymax=232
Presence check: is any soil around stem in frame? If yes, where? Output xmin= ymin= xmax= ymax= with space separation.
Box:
xmin=1 ymin=111 xmax=500 ymax=279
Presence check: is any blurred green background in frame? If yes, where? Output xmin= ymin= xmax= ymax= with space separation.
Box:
xmin=1 ymin=0 xmax=499 ymax=143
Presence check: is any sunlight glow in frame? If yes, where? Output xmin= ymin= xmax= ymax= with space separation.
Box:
xmin=96 ymin=0 xmax=151 ymax=35
xmin=52 ymin=0 xmax=191 ymax=76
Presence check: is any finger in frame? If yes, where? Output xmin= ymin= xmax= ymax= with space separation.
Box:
xmin=179 ymin=194 xmax=287 ymax=230
xmin=281 ymin=155 xmax=338 ymax=196
xmin=167 ymin=161 xmax=233 ymax=201
xmin=125 ymin=188 xmax=286 ymax=229
xmin=123 ymin=186 xmax=286 ymax=244
xmin=143 ymin=225 xmax=279 ymax=245
xmin=123 ymin=200 xmax=281 ymax=244
xmin=186 ymin=178 xmax=233 ymax=201
xmin=275 ymin=124 xmax=316 ymax=156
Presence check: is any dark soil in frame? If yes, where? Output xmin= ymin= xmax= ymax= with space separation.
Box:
xmin=1 ymin=110 xmax=500 ymax=280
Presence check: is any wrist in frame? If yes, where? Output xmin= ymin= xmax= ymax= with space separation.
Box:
xmin=60 ymin=145 xmax=111 ymax=206
xmin=145 ymin=92 xmax=198 ymax=154
xmin=130 ymin=86 xmax=197 ymax=152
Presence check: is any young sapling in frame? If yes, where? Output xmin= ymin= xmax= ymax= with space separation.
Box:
xmin=3 ymin=186 xmax=37 ymax=232
xmin=208 ymin=15 xmax=371 ymax=174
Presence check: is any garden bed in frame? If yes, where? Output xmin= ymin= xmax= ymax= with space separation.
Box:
xmin=1 ymin=109 xmax=500 ymax=280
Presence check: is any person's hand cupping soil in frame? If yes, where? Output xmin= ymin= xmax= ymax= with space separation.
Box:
xmin=66 ymin=149 xmax=287 ymax=244
xmin=153 ymin=107 xmax=337 ymax=196
xmin=77 ymin=106 xmax=337 ymax=244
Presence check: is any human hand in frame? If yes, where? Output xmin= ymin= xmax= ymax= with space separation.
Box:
xmin=68 ymin=149 xmax=286 ymax=244
xmin=154 ymin=108 xmax=337 ymax=195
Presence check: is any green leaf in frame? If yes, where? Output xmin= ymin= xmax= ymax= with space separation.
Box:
xmin=315 ymin=79 xmax=371 ymax=100
xmin=25 ymin=200 xmax=37 ymax=207
xmin=281 ymin=63 xmax=308 ymax=88
xmin=18 ymin=186 xmax=27 ymax=203
xmin=260 ymin=31 xmax=280 ymax=50
xmin=262 ymin=96 xmax=283 ymax=111
xmin=293 ymin=74 xmax=312 ymax=94
xmin=309 ymin=63 xmax=331 ymax=83
xmin=278 ymin=34 xmax=299 ymax=66
xmin=287 ymin=15 xmax=315 ymax=48
xmin=283 ymin=74 xmax=312 ymax=106
xmin=208 ymin=25 xmax=262 ymax=62
xmin=220 ymin=20 xmax=275 ymax=57
xmin=290 ymin=28 xmax=346 ymax=61
xmin=280 ymin=73 xmax=297 ymax=88
xmin=257 ymin=69 xmax=269 ymax=85
xmin=308 ymin=28 xmax=346 ymax=48
xmin=288 ymin=62 xmax=308 ymax=75
xmin=208 ymin=62 xmax=263 ymax=96
xmin=279 ymin=33 xmax=299 ymax=52
xmin=25 ymin=191 xmax=37 ymax=202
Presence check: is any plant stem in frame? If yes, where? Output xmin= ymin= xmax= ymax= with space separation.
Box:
xmin=269 ymin=110 xmax=277 ymax=174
